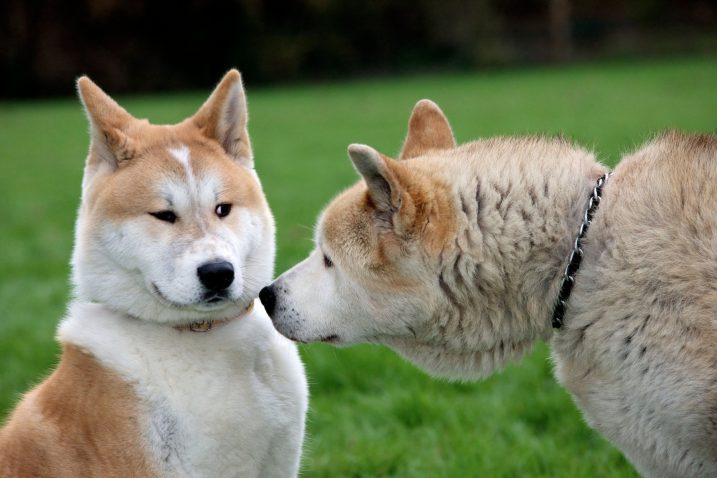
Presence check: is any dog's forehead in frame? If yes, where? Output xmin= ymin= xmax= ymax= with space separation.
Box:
xmin=150 ymin=145 xmax=218 ymax=207
xmin=123 ymin=119 xmax=238 ymax=180
xmin=95 ymin=133 xmax=262 ymax=219
xmin=317 ymin=182 xmax=375 ymax=258
xmin=320 ymin=183 xmax=362 ymax=233
xmin=130 ymin=121 xmax=224 ymax=163
xmin=129 ymin=142 xmax=222 ymax=188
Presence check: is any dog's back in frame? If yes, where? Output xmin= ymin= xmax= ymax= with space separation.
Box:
xmin=554 ymin=132 xmax=717 ymax=477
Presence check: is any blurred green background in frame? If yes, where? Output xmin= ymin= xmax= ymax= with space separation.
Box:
xmin=0 ymin=56 xmax=715 ymax=476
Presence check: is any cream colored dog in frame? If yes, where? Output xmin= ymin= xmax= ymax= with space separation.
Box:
xmin=261 ymin=100 xmax=717 ymax=477
xmin=0 ymin=71 xmax=308 ymax=477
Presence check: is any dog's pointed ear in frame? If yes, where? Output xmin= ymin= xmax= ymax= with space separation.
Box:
xmin=192 ymin=69 xmax=253 ymax=168
xmin=349 ymin=143 xmax=423 ymax=236
xmin=398 ymin=99 xmax=455 ymax=160
xmin=77 ymin=76 xmax=137 ymax=170
xmin=349 ymin=144 xmax=403 ymax=214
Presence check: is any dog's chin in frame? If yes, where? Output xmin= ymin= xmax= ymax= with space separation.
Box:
xmin=273 ymin=326 xmax=342 ymax=345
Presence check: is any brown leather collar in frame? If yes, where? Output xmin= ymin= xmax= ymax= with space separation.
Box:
xmin=174 ymin=302 xmax=254 ymax=333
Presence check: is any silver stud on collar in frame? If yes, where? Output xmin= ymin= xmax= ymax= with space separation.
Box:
xmin=189 ymin=320 xmax=212 ymax=332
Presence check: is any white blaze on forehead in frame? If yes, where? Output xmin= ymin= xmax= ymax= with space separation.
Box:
xmin=168 ymin=144 xmax=191 ymax=166
xmin=164 ymin=144 xmax=222 ymax=218
xmin=168 ymin=145 xmax=199 ymax=197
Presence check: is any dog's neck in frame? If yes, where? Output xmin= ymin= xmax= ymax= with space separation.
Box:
xmin=387 ymin=138 xmax=609 ymax=379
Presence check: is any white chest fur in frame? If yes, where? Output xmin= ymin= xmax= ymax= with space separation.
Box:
xmin=58 ymin=301 xmax=307 ymax=478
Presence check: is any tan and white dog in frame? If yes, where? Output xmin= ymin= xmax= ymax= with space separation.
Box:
xmin=0 ymin=71 xmax=308 ymax=477
xmin=261 ymin=100 xmax=717 ymax=477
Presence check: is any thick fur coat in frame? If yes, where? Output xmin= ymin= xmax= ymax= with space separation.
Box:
xmin=0 ymin=71 xmax=308 ymax=477
xmin=263 ymin=100 xmax=716 ymax=477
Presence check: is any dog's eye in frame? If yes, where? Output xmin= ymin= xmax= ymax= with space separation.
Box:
xmin=150 ymin=210 xmax=177 ymax=224
xmin=323 ymin=254 xmax=333 ymax=268
xmin=215 ymin=203 xmax=232 ymax=218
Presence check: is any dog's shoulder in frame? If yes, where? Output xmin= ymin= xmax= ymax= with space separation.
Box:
xmin=642 ymin=130 xmax=717 ymax=164
xmin=0 ymin=343 xmax=157 ymax=477
xmin=615 ymin=131 xmax=717 ymax=189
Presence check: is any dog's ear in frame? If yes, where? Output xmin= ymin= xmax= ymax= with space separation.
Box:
xmin=349 ymin=144 xmax=402 ymax=212
xmin=398 ymin=99 xmax=455 ymax=160
xmin=349 ymin=144 xmax=421 ymax=236
xmin=192 ymin=69 xmax=253 ymax=168
xmin=77 ymin=76 xmax=137 ymax=170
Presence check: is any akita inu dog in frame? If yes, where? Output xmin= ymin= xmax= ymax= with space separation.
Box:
xmin=261 ymin=100 xmax=717 ymax=477
xmin=0 ymin=71 xmax=308 ymax=477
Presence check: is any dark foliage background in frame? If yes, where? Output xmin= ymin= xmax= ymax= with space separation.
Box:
xmin=1 ymin=0 xmax=715 ymax=98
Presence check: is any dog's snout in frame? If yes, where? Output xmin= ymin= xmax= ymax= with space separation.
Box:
xmin=259 ymin=285 xmax=276 ymax=317
xmin=197 ymin=261 xmax=234 ymax=291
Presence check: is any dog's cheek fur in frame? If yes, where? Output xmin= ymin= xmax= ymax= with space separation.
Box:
xmin=270 ymin=250 xmax=381 ymax=343
xmin=231 ymin=206 xmax=276 ymax=298
xmin=271 ymin=243 xmax=436 ymax=344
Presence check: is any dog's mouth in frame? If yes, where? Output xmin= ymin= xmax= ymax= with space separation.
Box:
xmin=282 ymin=334 xmax=341 ymax=345
xmin=203 ymin=291 xmax=229 ymax=304
xmin=151 ymin=283 xmax=233 ymax=310
xmin=289 ymin=334 xmax=340 ymax=345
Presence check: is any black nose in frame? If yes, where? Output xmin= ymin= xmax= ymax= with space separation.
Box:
xmin=197 ymin=261 xmax=234 ymax=291
xmin=259 ymin=285 xmax=276 ymax=317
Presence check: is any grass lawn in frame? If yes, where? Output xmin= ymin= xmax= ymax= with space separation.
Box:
xmin=1 ymin=56 xmax=715 ymax=476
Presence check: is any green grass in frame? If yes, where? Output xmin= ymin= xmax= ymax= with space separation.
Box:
xmin=1 ymin=56 xmax=715 ymax=477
